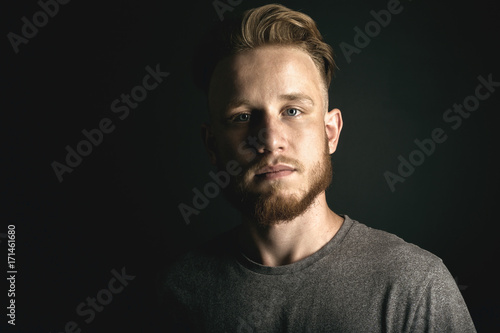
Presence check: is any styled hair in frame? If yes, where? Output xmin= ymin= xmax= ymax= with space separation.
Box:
xmin=192 ymin=4 xmax=336 ymax=95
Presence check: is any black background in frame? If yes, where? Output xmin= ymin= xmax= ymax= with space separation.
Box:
xmin=2 ymin=0 xmax=500 ymax=332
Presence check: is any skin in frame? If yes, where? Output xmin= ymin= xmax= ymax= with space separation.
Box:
xmin=203 ymin=45 xmax=344 ymax=267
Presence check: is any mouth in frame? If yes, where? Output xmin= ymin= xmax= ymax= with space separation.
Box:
xmin=254 ymin=164 xmax=296 ymax=180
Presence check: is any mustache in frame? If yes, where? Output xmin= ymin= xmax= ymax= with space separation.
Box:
xmin=245 ymin=156 xmax=305 ymax=175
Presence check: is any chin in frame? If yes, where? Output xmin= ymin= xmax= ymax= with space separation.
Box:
xmin=245 ymin=179 xmax=303 ymax=197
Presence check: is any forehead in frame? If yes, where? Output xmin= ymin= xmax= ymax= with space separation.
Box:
xmin=208 ymin=45 xmax=325 ymax=115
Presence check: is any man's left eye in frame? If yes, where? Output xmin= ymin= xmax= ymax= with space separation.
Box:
xmin=285 ymin=108 xmax=301 ymax=116
xmin=233 ymin=113 xmax=251 ymax=122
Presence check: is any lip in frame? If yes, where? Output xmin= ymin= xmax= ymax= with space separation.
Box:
xmin=255 ymin=164 xmax=296 ymax=180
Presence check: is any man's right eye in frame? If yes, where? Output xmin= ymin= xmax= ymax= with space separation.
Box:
xmin=232 ymin=113 xmax=251 ymax=122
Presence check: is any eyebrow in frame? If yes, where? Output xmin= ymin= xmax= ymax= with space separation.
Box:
xmin=279 ymin=93 xmax=315 ymax=106
xmin=226 ymin=97 xmax=251 ymax=110
xmin=226 ymin=93 xmax=315 ymax=110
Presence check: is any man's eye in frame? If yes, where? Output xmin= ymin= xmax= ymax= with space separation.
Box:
xmin=285 ymin=108 xmax=301 ymax=116
xmin=233 ymin=113 xmax=251 ymax=122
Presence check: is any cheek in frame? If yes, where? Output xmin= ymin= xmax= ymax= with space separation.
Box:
xmin=298 ymin=122 xmax=326 ymax=149
xmin=295 ymin=130 xmax=328 ymax=168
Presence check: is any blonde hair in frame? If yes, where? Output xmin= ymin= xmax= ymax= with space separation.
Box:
xmin=193 ymin=4 xmax=336 ymax=95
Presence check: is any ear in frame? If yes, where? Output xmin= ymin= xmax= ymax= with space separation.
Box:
xmin=201 ymin=122 xmax=217 ymax=165
xmin=324 ymin=108 xmax=343 ymax=154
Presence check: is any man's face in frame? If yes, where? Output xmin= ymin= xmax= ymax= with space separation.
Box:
xmin=205 ymin=45 xmax=342 ymax=225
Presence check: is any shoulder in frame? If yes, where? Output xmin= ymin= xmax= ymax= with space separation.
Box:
xmin=339 ymin=217 xmax=476 ymax=331
xmin=339 ymin=216 xmax=462 ymax=311
xmin=341 ymin=216 xmax=446 ymax=280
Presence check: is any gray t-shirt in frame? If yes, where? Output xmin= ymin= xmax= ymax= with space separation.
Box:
xmin=157 ymin=215 xmax=476 ymax=332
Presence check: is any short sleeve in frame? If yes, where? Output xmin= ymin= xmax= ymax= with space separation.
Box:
xmin=409 ymin=260 xmax=477 ymax=333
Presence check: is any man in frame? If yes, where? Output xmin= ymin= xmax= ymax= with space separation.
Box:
xmin=158 ymin=4 xmax=476 ymax=332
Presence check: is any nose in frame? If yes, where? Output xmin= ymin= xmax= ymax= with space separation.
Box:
xmin=251 ymin=112 xmax=286 ymax=154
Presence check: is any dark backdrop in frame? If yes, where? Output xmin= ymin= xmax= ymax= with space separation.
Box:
xmin=2 ymin=0 xmax=499 ymax=332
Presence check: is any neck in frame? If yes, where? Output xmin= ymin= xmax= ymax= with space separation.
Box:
xmin=237 ymin=192 xmax=344 ymax=267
